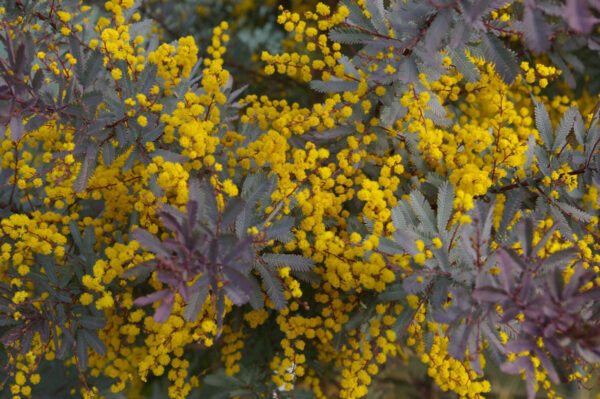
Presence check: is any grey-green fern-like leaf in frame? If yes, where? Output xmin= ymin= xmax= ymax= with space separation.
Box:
xmin=341 ymin=0 xmax=376 ymax=30
xmin=534 ymin=100 xmax=553 ymax=149
xmin=447 ymin=48 xmax=481 ymax=83
xmin=498 ymin=189 xmax=523 ymax=239
xmin=480 ymin=33 xmax=519 ymax=83
xmin=410 ymin=190 xmax=436 ymax=232
xmin=80 ymin=49 xmax=103 ymax=87
xmin=73 ymin=144 xmax=98 ymax=193
xmin=257 ymin=263 xmax=286 ymax=310
xmin=262 ymin=253 xmax=315 ymax=272
xmin=555 ymin=201 xmax=593 ymax=222
xmin=364 ymin=0 xmax=387 ymax=33
xmin=437 ymin=181 xmax=454 ymax=234
xmin=310 ymin=79 xmax=359 ymax=93
xmin=328 ymin=27 xmax=374 ymax=44
xmin=553 ymin=106 xmax=579 ymax=152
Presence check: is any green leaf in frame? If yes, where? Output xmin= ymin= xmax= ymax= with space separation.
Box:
xmin=78 ymin=316 xmax=106 ymax=331
xmin=378 ymin=283 xmax=405 ymax=302
xmin=80 ymin=328 xmax=106 ymax=355
xmin=69 ymin=220 xmax=83 ymax=251
xmin=39 ymin=254 xmax=58 ymax=286
xmin=75 ymin=331 xmax=89 ymax=370
xmin=204 ymin=371 xmax=243 ymax=387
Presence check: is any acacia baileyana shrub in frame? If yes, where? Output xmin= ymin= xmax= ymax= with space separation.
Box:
xmin=1 ymin=0 xmax=600 ymax=398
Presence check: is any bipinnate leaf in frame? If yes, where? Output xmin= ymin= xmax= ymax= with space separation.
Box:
xmin=566 ymin=0 xmax=598 ymax=34
xmin=554 ymin=106 xmax=578 ymax=152
xmin=132 ymin=228 xmax=170 ymax=257
xmin=523 ymin=7 xmax=551 ymax=53
xmin=73 ymin=144 xmax=98 ymax=193
xmin=80 ymin=329 xmax=107 ymax=356
xmin=480 ymin=33 xmax=519 ymax=83
xmin=341 ymin=0 xmax=375 ymax=30
xmin=410 ymin=190 xmax=436 ymax=231
xmin=310 ymin=79 xmax=359 ymax=93
xmin=365 ymin=0 xmax=387 ymax=34
xmin=262 ymin=253 xmax=315 ymax=272
xmin=498 ymin=190 xmax=523 ymax=238
xmin=447 ymin=48 xmax=481 ymax=83
xmin=80 ymin=49 xmax=103 ymax=87
xmin=184 ymin=274 xmax=210 ymax=322
xmin=9 ymin=116 xmax=23 ymax=141
xmin=437 ymin=181 xmax=454 ymax=233
xmin=424 ymin=10 xmax=450 ymax=55
xmin=134 ymin=289 xmax=170 ymax=307
xmin=257 ymin=264 xmax=286 ymax=310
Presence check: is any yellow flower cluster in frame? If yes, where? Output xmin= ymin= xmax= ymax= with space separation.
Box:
xmin=147 ymin=36 xmax=199 ymax=95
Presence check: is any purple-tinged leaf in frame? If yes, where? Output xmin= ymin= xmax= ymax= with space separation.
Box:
xmin=156 ymin=270 xmax=181 ymax=287
xmin=500 ymin=359 xmax=522 ymax=374
xmin=563 ymin=264 xmax=585 ymax=298
xmin=576 ymin=344 xmax=600 ymax=364
xmin=500 ymin=306 xmax=521 ymax=323
xmin=566 ymin=0 xmax=598 ymax=34
xmin=517 ymin=218 xmax=534 ymax=258
xmin=133 ymin=289 xmax=170 ymax=306
xmin=472 ymin=287 xmax=509 ymax=303
xmin=184 ymin=274 xmax=210 ymax=322
xmin=496 ymin=249 xmax=518 ymax=292
xmin=9 ymin=116 xmax=23 ymax=141
xmin=221 ymin=236 xmax=253 ymax=266
xmin=153 ymin=292 xmax=175 ymax=323
xmin=424 ymin=10 xmax=450 ymax=54
xmin=506 ymin=339 xmax=534 ymax=353
xmin=158 ymin=206 xmax=183 ymax=235
xmin=520 ymin=321 xmax=541 ymax=336
xmin=522 ymin=6 xmax=551 ymax=53
xmin=547 ymin=268 xmax=563 ymax=302
xmin=532 ymin=348 xmax=560 ymax=383
xmin=222 ymin=267 xmax=253 ymax=296
xmin=578 ymin=288 xmax=600 ymax=301
xmin=177 ymin=281 xmax=190 ymax=302
xmin=223 ymin=283 xmax=250 ymax=306
xmin=447 ymin=323 xmax=469 ymax=360
xmin=132 ymin=228 xmax=169 ymax=257
xmin=208 ymin=238 xmax=219 ymax=264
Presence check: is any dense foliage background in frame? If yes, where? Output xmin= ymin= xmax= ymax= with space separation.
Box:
xmin=2 ymin=0 xmax=600 ymax=398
